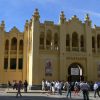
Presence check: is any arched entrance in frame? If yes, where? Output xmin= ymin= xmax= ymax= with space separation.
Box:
xmin=68 ymin=63 xmax=84 ymax=82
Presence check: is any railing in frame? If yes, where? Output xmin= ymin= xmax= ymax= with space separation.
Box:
xmin=39 ymin=45 xmax=59 ymax=51
xmin=54 ymin=46 xmax=59 ymax=51
xmin=39 ymin=45 xmax=44 ymax=49
xmin=19 ymin=50 xmax=23 ymax=54
xmin=5 ymin=50 xmax=8 ymax=54
xmin=66 ymin=47 xmax=70 ymax=51
xmin=46 ymin=45 xmax=52 ymax=50
xmin=10 ymin=50 xmax=17 ymax=54
xmin=5 ymin=50 xmax=23 ymax=54
xmin=97 ymin=48 xmax=100 ymax=52
xmin=80 ymin=47 xmax=85 ymax=52
xmin=72 ymin=47 xmax=79 ymax=51
xmin=92 ymin=48 xmax=95 ymax=52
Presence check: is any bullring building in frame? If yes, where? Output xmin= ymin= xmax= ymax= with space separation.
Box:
xmin=0 ymin=9 xmax=100 ymax=86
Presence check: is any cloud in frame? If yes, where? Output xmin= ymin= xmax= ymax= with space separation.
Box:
xmin=69 ymin=8 xmax=100 ymax=17
xmin=31 ymin=0 xmax=59 ymax=5
xmin=84 ymin=10 xmax=100 ymax=17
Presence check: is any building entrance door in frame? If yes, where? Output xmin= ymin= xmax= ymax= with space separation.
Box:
xmin=68 ymin=63 xmax=84 ymax=82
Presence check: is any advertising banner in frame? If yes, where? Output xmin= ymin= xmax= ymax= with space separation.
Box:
xmin=45 ymin=59 xmax=52 ymax=76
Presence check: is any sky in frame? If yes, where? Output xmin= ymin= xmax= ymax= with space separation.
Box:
xmin=0 ymin=0 xmax=100 ymax=32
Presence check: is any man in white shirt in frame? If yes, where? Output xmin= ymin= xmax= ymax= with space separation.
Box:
xmin=93 ymin=82 xmax=100 ymax=98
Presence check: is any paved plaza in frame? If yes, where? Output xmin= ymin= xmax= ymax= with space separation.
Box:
xmin=0 ymin=88 xmax=99 ymax=100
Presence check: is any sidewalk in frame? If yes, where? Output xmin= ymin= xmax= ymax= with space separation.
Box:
xmin=5 ymin=88 xmax=67 ymax=93
xmin=3 ymin=89 xmax=99 ymax=100
xmin=5 ymin=88 xmax=95 ymax=94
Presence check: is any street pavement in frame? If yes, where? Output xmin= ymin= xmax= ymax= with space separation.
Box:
xmin=0 ymin=88 xmax=100 ymax=100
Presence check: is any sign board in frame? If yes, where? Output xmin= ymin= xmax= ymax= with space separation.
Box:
xmin=45 ymin=59 xmax=52 ymax=76
xmin=71 ymin=68 xmax=79 ymax=75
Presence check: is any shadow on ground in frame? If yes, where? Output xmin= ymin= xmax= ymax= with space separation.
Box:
xmin=0 ymin=96 xmax=93 ymax=100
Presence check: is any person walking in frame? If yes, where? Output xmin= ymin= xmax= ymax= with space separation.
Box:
xmin=93 ymin=82 xmax=100 ymax=98
xmin=16 ymin=81 xmax=22 ymax=98
xmin=42 ymin=79 xmax=46 ymax=92
xmin=58 ymin=81 xmax=62 ymax=95
xmin=66 ymin=81 xmax=72 ymax=99
xmin=74 ymin=82 xmax=80 ymax=96
xmin=51 ymin=81 xmax=55 ymax=95
xmin=7 ymin=81 xmax=11 ymax=90
xmin=80 ymin=81 xmax=90 ymax=100
xmin=24 ymin=80 xmax=28 ymax=93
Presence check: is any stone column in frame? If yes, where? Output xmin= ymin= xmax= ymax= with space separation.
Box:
xmin=16 ymin=38 xmax=19 ymax=70
xmin=95 ymin=35 xmax=97 ymax=53
xmin=8 ymin=39 xmax=11 ymax=70
xmin=51 ymin=35 xmax=54 ymax=50
xmin=44 ymin=33 xmax=46 ymax=49
xmin=70 ymin=36 xmax=72 ymax=51
xmin=79 ymin=36 xmax=80 ymax=51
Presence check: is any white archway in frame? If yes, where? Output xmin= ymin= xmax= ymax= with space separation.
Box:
xmin=68 ymin=63 xmax=84 ymax=82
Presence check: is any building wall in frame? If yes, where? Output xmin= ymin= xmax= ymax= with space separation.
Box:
xmin=0 ymin=10 xmax=100 ymax=85
xmin=0 ymin=26 xmax=24 ymax=84
xmin=0 ymin=22 xmax=5 ymax=83
xmin=3 ymin=71 xmax=23 ymax=83
xmin=38 ymin=51 xmax=59 ymax=83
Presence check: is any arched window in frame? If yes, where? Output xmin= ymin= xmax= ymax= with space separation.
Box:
xmin=54 ymin=33 xmax=59 ymax=50
xmin=40 ymin=32 xmax=44 ymax=45
xmin=46 ymin=30 xmax=52 ymax=49
xmin=4 ymin=58 xmax=8 ymax=70
xmin=92 ymin=36 xmax=95 ymax=48
xmin=80 ymin=35 xmax=84 ymax=47
xmin=40 ymin=32 xmax=45 ymax=49
xmin=5 ymin=40 xmax=9 ymax=50
xmin=97 ymin=34 xmax=100 ymax=48
xmin=10 ymin=58 xmax=16 ymax=69
xmin=72 ymin=32 xmax=78 ymax=47
xmin=11 ymin=37 xmax=17 ymax=50
xmin=66 ymin=34 xmax=70 ymax=46
xmin=18 ymin=58 xmax=23 ymax=69
xmin=19 ymin=40 xmax=23 ymax=50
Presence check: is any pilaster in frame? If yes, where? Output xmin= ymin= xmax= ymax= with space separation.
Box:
xmin=79 ymin=36 xmax=80 ymax=51
xmin=8 ymin=39 xmax=11 ymax=70
xmin=84 ymin=14 xmax=93 ymax=81
xmin=59 ymin=11 xmax=66 ymax=80
xmin=28 ymin=9 xmax=40 ymax=86
xmin=23 ymin=20 xmax=29 ymax=82
xmin=51 ymin=35 xmax=54 ymax=50
xmin=95 ymin=34 xmax=97 ymax=53
xmin=70 ymin=36 xmax=72 ymax=51
xmin=44 ymin=33 xmax=46 ymax=49
xmin=16 ymin=37 xmax=19 ymax=70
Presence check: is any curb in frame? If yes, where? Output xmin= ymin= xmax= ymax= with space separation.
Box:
xmin=6 ymin=91 xmax=66 ymax=93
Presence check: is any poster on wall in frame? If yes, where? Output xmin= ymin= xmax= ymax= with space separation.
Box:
xmin=71 ymin=68 xmax=79 ymax=75
xmin=45 ymin=59 xmax=52 ymax=76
